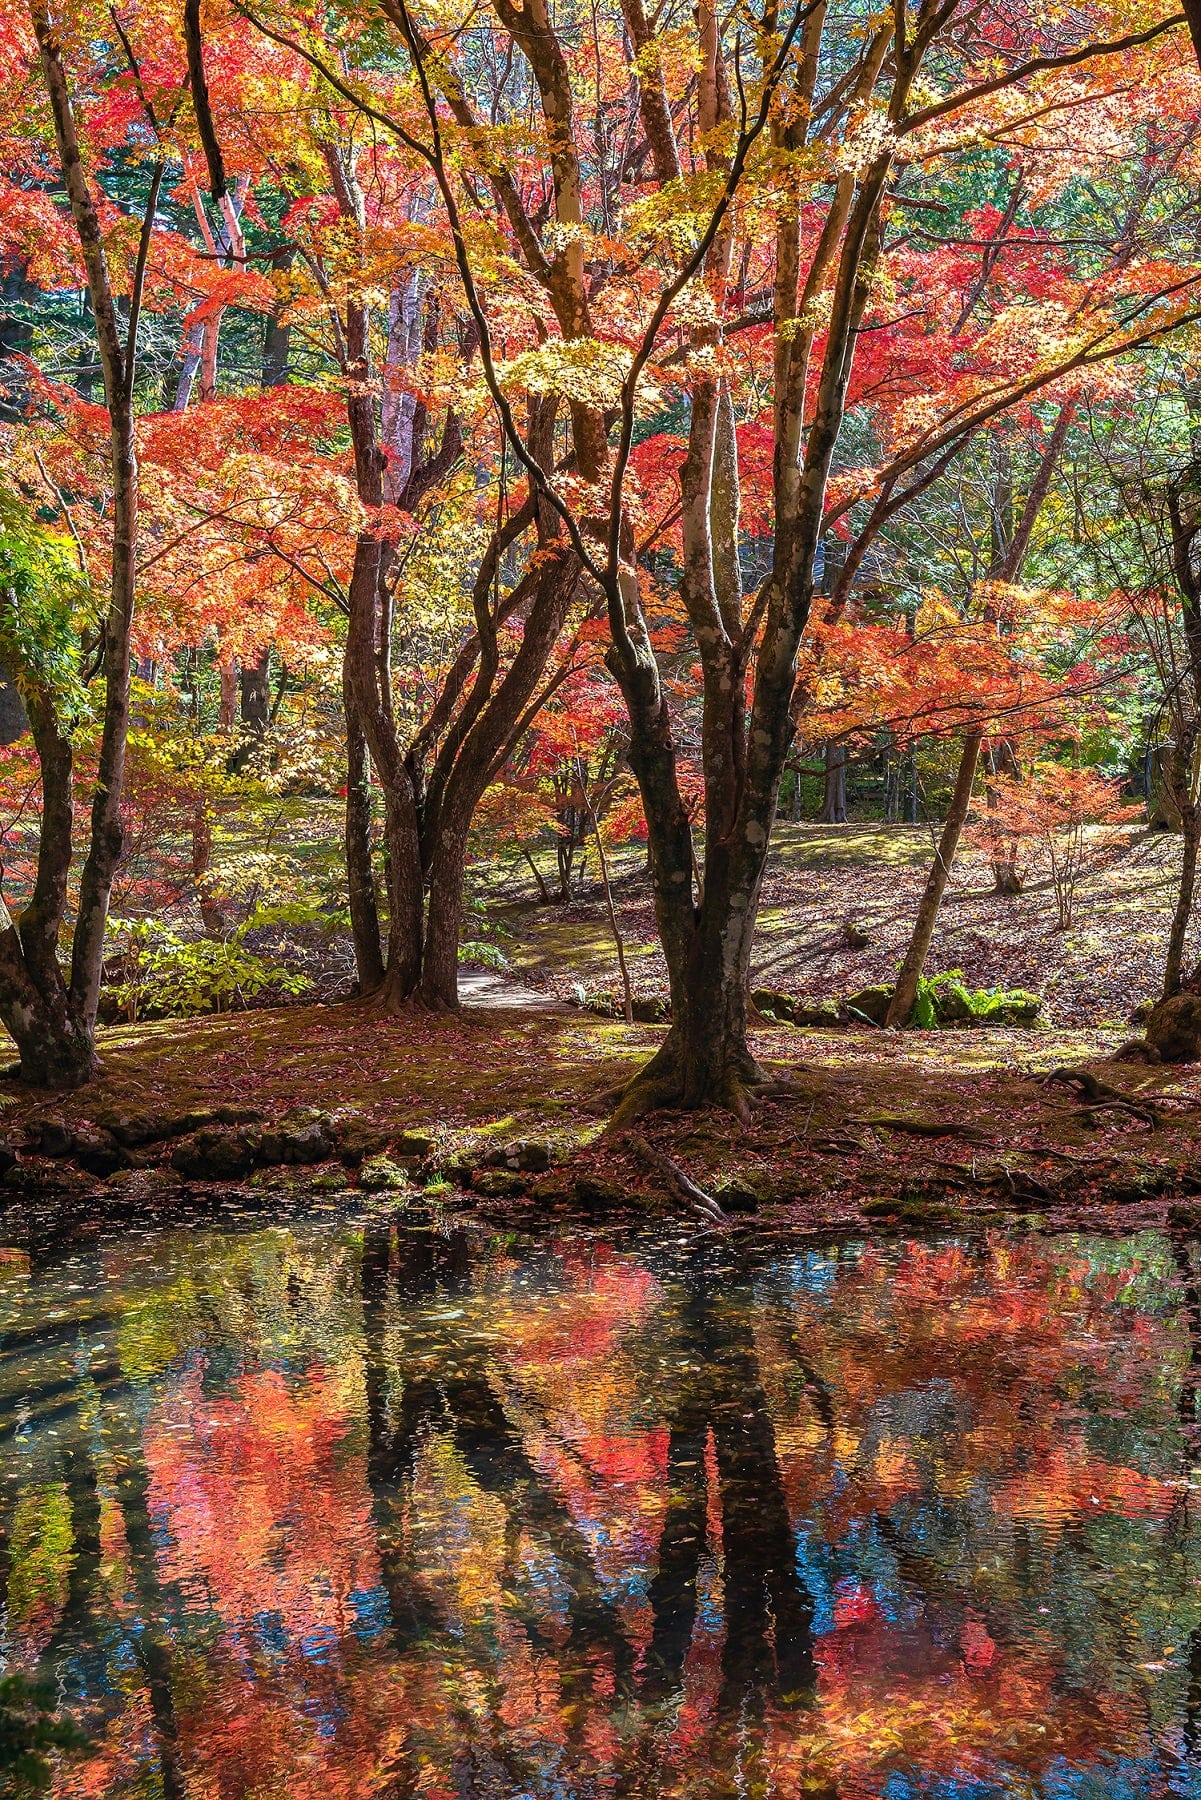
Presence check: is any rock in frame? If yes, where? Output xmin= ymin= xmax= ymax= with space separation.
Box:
xmin=713 ymin=1177 xmax=762 ymax=1214
xmin=96 ymin=1111 xmax=174 ymax=1148
xmin=529 ymin=1173 xmax=573 ymax=1205
xmin=470 ymin=1168 xmax=529 ymax=1198
xmin=751 ymin=988 xmax=796 ymax=1023
xmin=989 ymin=991 xmax=1043 ymax=1026
xmin=493 ymin=1140 xmax=552 ymax=1173
xmin=359 ymin=1156 xmax=409 ymax=1193
xmin=843 ymin=921 xmax=872 ymax=950
xmin=170 ymin=1110 xmax=219 ymax=1135
xmin=4 ymin=1161 xmax=93 ymax=1197
xmin=585 ymin=993 xmax=669 ymax=1023
xmin=280 ymin=1118 xmax=335 ymax=1165
xmin=1130 ymin=997 xmax=1156 ymax=1026
xmin=1147 ymin=993 xmax=1201 ymax=1063
xmin=103 ymin=1167 xmax=181 ymax=1206
xmin=572 ymin=1174 xmax=626 ymax=1210
xmin=933 ymin=983 xmax=974 ymax=1024
xmin=72 ymin=1129 xmax=126 ymax=1177
xmin=214 ymin=1105 xmax=266 ymax=1126
xmin=257 ymin=1113 xmax=334 ymax=1165
xmin=338 ymin=1120 xmax=391 ymax=1166
xmin=0 ymin=1142 xmax=16 ymax=1176
xmin=171 ymin=1128 xmax=256 ymax=1181
xmin=29 ymin=1118 xmax=75 ymax=1157
xmin=793 ymin=998 xmax=842 ymax=1028
xmin=845 ymin=984 xmax=893 ymax=1026
xmin=438 ymin=1156 xmax=475 ymax=1187
xmin=751 ymin=989 xmax=841 ymax=1028
xmin=632 ymin=996 xmax=669 ymax=1024
xmin=393 ymin=1129 xmax=436 ymax=1159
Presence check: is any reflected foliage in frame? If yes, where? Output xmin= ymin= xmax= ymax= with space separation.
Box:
xmin=2 ymin=1221 xmax=1201 ymax=1796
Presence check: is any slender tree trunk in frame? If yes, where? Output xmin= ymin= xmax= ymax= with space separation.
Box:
xmin=8 ymin=9 xmax=156 ymax=1085
xmin=344 ymin=691 xmax=384 ymax=993
xmin=887 ymin=405 xmax=1075 ymax=1018
xmin=588 ymin=795 xmax=633 ymax=1024
xmin=191 ymin=803 xmax=226 ymax=937
xmin=885 ymin=730 xmax=983 ymax=1027
xmin=818 ymin=741 xmax=848 ymax=824
xmin=986 ymin=736 xmax=1024 ymax=894
xmin=1165 ymin=797 xmax=1200 ymax=997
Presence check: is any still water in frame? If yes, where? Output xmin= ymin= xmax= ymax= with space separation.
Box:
xmin=3 ymin=1214 xmax=1201 ymax=1797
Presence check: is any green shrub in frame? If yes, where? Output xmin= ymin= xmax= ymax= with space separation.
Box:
xmin=108 ymin=920 xmax=310 ymax=1020
xmin=909 ymin=969 xmax=1041 ymax=1029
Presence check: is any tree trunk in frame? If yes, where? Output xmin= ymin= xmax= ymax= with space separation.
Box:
xmin=344 ymin=691 xmax=385 ymax=993
xmin=3 ymin=9 xmax=161 ymax=1085
xmin=1165 ymin=796 xmax=1200 ymax=998
xmin=986 ymin=736 xmax=1024 ymax=894
xmin=239 ymin=647 xmax=270 ymax=730
xmin=885 ymin=729 xmax=982 ymax=1028
xmin=191 ymin=803 xmax=226 ymax=937
xmin=217 ymin=660 xmax=237 ymax=730
xmin=818 ymin=741 xmax=848 ymax=824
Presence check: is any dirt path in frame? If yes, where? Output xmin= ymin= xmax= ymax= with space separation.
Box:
xmin=457 ymin=968 xmax=568 ymax=1011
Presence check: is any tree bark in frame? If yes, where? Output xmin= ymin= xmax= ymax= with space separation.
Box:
xmin=343 ymin=689 xmax=384 ymax=993
xmin=818 ymin=742 xmax=848 ymax=824
xmin=885 ymin=729 xmax=983 ymax=1028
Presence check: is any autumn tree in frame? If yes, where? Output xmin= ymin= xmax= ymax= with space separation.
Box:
xmin=0 ymin=0 xmax=177 ymax=1084
xmin=291 ymin=0 xmax=1201 ymax=1112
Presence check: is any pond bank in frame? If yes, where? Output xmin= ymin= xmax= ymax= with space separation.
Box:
xmin=0 ymin=999 xmax=1198 ymax=1246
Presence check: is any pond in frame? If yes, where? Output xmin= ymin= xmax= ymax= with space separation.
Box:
xmin=3 ymin=1213 xmax=1201 ymax=1798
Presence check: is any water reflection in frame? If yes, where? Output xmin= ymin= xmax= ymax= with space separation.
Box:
xmin=3 ymin=1220 xmax=1201 ymax=1796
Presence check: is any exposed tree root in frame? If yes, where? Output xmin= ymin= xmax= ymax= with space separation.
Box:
xmin=852 ymin=1113 xmax=989 ymax=1142
xmin=1080 ymin=1098 xmax=1159 ymax=1130
xmin=1041 ymin=1066 xmax=1160 ymax=1129
xmin=622 ymin=1133 xmax=727 ymax=1222
xmin=1042 ymin=1067 xmax=1127 ymax=1104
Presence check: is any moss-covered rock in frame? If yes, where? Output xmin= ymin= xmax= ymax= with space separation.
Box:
xmin=359 ymin=1156 xmax=409 ymax=1193
xmin=1147 ymin=993 xmax=1201 ymax=1063
xmin=470 ymin=1168 xmax=529 ymax=1198
xmin=171 ymin=1128 xmax=256 ymax=1181
xmin=845 ymin=984 xmax=893 ymax=1026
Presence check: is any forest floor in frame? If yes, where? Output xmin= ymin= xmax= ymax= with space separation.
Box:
xmin=3 ymin=820 xmax=1197 ymax=1246
xmin=2 ymin=980 xmax=1200 ymax=1247
xmin=490 ymin=820 xmax=1184 ymax=1029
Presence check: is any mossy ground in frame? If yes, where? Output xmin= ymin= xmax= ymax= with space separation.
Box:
xmin=2 ymin=997 xmax=1198 ymax=1239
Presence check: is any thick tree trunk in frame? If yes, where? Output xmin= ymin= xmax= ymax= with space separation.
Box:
xmin=885 ymin=729 xmax=982 ymax=1028
xmin=614 ymin=856 xmax=763 ymax=1120
xmin=239 ymin=647 xmax=270 ymax=730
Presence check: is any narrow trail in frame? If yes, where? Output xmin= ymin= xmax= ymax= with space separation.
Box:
xmin=457 ymin=969 xmax=570 ymax=1012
